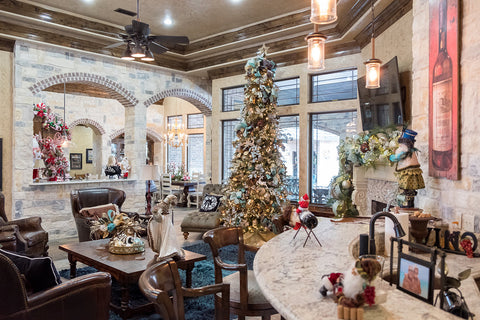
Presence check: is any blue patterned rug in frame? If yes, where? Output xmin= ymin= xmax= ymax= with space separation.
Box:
xmin=59 ymin=242 xmax=255 ymax=320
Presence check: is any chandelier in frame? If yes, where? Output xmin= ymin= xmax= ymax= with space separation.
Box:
xmin=165 ymin=117 xmax=186 ymax=148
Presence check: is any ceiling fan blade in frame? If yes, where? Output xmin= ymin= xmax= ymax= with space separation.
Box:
xmin=104 ymin=41 xmax=127 ymax=49
xmin=149 ymin=42 xmax=168 ymax=54
xmin=132 ymin=19 xmax=150 ymax=36
xmin=149 ymin=35 xmax=189 ymax=45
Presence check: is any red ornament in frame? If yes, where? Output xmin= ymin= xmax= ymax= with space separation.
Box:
xmin=360 ymin=142 xmax=370 ymax=153
xmin=363 ymin=285 xmax=375 ymax=306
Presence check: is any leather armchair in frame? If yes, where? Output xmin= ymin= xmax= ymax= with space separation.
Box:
xmin=70 ymin=187 xmax=127 ymax=242
xmin=0 ymin=252 xmax=111 ymax=320
xmin=0 ymin=192 xmax=49 ymax=257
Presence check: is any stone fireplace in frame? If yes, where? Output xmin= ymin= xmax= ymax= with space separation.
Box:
xmin=352 ymin=165 xmax=398 ymax=216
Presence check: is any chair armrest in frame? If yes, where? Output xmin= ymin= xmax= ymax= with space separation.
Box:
xmin=214 ymin=256 xmax=247 ymax=272
xmin=28 ymin=272 xmax=111 ymax=307
xmin=182 ymin=283 xmax=230 ymax=298
xmin=5 ymin=217 xmax=44 ymax=231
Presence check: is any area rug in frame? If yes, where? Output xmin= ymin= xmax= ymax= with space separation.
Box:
xmin=59 ymin=242 xmax=255 ymax=320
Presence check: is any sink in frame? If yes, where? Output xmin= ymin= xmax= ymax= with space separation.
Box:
xmin=350 ymin=231 xmax=386 ymax=259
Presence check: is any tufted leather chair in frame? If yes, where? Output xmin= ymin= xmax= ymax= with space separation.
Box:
xmin=0 ymin=192 xmax=49 ymax=257
xmin=180 ymin=184 xmax=223 ymax=240
xmin=0 ymin=252 xmax=111 ymax=320
xmin=70 ymin=188 xmax=127 ymax=242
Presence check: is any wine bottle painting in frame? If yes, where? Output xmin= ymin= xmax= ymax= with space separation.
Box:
xmin=429 ymin=0 xmax=458 ymax=180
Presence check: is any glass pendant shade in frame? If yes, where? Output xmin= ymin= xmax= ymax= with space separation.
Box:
xmin=365 ymin=58 xmax=381 ymax=89
xmin=131 ymin=42 xmax=145 ymax=58
xmin=121 ymin=45 xmax=134 ymax=60
xmin=141 ymin=47 xmax=154 ymax=61
xmin=310 ymin=0 xmax=337 ymax=24
xmin=306 ymin=31 xmax=326 ymax=71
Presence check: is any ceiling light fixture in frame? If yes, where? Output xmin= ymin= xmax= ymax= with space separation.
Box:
xmin=165 ymin=117 xmax=186 ymax=148
xmin=131 ymin=42 xmax=145 ymax=58
xmin=306 ymin=24 xmax=326 ymax=71
xmin=310 ymin=0 xmax=337 ymax=24
xmin=364 ymin=0 xmax=381 ymax=89
xmin=121 ymin=44 xmax=135 ymax=60
xmin=163 ymin=16 xmax=173 ymax=26
xmin=141 ymin=47 xmax=155 ymax=61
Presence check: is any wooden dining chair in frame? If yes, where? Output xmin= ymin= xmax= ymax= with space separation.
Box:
xmin=160 ymin=173 xmax=181 ymax=200
xmin=203 ymin=227 xmax=283 ymax=320
xmin=139 ymin=259 xmax=230 ymax=320
xmin=187 ymin=172 xmax=204 ymax=208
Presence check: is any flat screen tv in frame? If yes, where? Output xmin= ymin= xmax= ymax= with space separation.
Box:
xmin=357 ymin=56 xmax=404 ymax=131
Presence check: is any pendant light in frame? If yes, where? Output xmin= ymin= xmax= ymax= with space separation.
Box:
xmin=306 ymin=24 xmax=327 ymax=71
xmin=310 ymin=0 xmax=337 ymax=24
xmin=131 ymin=42 xmax=145 ymax=58
xmin=364 ymin=0 xmax=381 ymax=89
xmin=141 ymin=46 xmax=155 ymax=61
xmin=121 ymin=43 xmax=135 ymax=61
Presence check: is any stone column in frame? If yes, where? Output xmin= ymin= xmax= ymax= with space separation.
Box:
xmin=124 ymin=104 xmax=147 ymax=179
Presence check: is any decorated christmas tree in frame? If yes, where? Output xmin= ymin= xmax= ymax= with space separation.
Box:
xmin=221 ymin=45 xmax=287 ymax=235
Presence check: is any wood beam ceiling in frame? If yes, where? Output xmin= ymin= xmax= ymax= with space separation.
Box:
xmin=0 ymin=0 xmax=412 ymax=79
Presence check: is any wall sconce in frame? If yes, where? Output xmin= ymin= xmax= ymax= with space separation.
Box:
xmin=364 ymin=0 xmax=381 ymax=89
xmin=306 ymin=24 xmax=327 ymax=71
xmin=310 ymin=0 xmax=337 ymax=24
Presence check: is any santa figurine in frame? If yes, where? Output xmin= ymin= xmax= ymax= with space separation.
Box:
xmin=295 ymin=194 xmax=318 ymax=230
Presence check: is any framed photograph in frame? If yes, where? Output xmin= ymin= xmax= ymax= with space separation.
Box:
xmin=397 ymin=253 xmax=434 ymax=303
xmin=428 ymin=0 xmax=459 ymax=180
xmin=86 ymin=148 xmax=93 ymax=164
xmin=70 ymin=153 xmax=82 ymax=170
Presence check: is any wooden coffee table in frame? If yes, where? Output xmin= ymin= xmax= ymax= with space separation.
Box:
xmin=59 ymin=239 xmax=206 ymax=319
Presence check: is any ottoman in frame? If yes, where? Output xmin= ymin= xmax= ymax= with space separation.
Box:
xmin=180 ymin=211 xmax=221 ymax=239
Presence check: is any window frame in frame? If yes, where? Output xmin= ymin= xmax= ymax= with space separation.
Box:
xmin=221 ymin=119 xmax=240 ymax=181
xmin=186 ymin=133 xmax=204 ymax=174
xmin=187 ymin=113 xmax=204 ymax=129
xmin=276 ymin=77 xmax=300 ymax=107
xmin=309 ymin=109 xmax=357 ymax=206
xmin=222 ymin=85 xmax=244 ymax=112
xmin=310 ymin=68 xmax=358 ymax=104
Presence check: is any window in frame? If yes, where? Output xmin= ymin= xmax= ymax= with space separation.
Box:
xmin=276 ymin=78 xmax=300 ymax=106
xmin=310 ymin=111 xmax=357 ymax=204
xmin=279 ymin=115 xmax=299 ymax=201
xmin=222 ymin=86 xmax=244 ymax=112
xmin=168 ymin=115 xmax=182 ymax=126
xmin=167 ymin=144 xmax=182 ymax=168
xmin=311 ymin=69 xmax=358 ymax=103
xmin=222 ymin=119 xmax=240 ymax=181
xmin=187 ymin=114 xmax=204 ymax=129
xmin=187 ymin=134 xmax=204 ymax=174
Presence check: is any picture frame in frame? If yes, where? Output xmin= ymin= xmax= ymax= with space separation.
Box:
xmin=86 ymin=148 xmax=93 ymax=164
xmin=70 ymin=153 xmax=82 ymax=170
xmin=428 ymin=0 xmax=459 ymax=180
xmin=397 ymin=252 xmax=434 ymax=303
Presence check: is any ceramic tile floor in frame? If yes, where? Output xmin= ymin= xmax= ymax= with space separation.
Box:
xmin=49 ymin=206 xmax=280 ymax=320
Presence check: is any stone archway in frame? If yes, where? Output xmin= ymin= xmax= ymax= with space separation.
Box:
xmin=109 ymin=128 xmax=163 ymax=142
xmin=68 ymin=118 xmax=106 ymax=135
xmin=29 ymin=72 xmax=138 ymax=108
xmin=144 ymin=88 xmax=212 ymax=115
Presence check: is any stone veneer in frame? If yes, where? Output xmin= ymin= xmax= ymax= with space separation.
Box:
xmin=12 ymin=41 xmax=212 ymax=241
xmin=412 ymin=0 xmax=480 ymax=232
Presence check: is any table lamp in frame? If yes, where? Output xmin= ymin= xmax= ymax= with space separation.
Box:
xmin=33 ymin=159 xmax=46 ymax=182
xmin=140 ymin=164 xmax=159 ymax=215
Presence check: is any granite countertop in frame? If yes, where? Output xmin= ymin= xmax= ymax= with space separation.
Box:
xmin=253 ymin=218 xmax=480 ymax=320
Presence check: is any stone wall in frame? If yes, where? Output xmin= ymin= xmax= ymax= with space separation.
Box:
xmin=10 ymin=41 xmax=211 ymax=241
xmin=413 ymin=0 xmax=480 ymax=232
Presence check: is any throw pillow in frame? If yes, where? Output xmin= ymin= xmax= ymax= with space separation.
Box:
xmin=200 ymin=194 xmax=222 ymax=212
xmin=79 ymin=203 xmax=119 ymax=218
xmin=0 ymin=249 xmax=61 ymax=293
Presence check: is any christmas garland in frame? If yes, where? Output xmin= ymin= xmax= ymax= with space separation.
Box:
xmin=33 ymin=103 xmax=71 ymax=139
xmin=330 ymin=127 xmax=401 ymax=217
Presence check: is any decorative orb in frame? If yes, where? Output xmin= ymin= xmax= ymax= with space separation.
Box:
xmin=342 ymin=180 xmax=352 ymax=190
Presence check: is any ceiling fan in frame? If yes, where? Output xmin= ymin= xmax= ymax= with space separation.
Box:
xmin=103 ymin=0 xmax=189 ymax=61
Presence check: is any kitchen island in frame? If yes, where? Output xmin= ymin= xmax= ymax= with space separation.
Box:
xmin=254 ymin=218 xmax=480 ymax=320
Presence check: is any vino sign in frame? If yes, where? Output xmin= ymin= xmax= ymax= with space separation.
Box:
xmin=428 ymin=0 xmax=459 ymax=180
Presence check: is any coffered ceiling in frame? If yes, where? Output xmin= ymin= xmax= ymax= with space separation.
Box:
xmin=0 ymin=0 xmax=412 ymax=79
